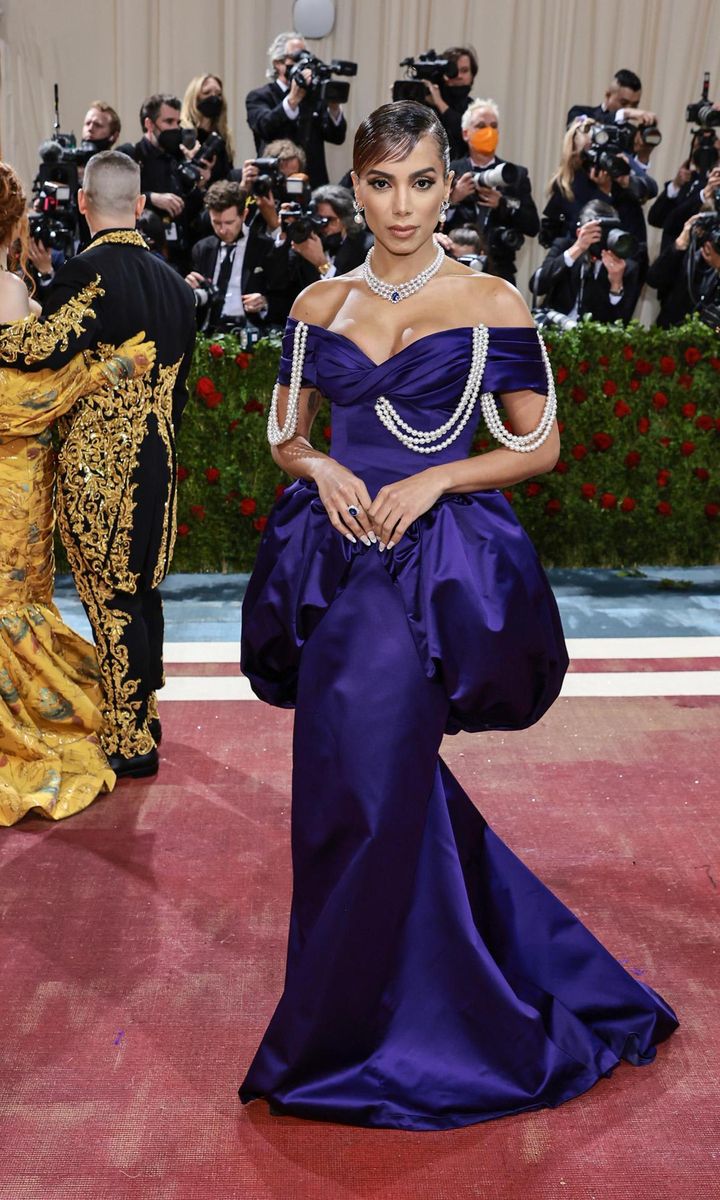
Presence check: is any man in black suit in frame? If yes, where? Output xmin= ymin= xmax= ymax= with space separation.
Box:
xmin=533 ymin=199 xmax=640 ymax=323
xmin=446 ymin=98 xmax=538 ymax=284
xmin=186 ymin=180 xmax=275 ymax=333
xmin=420 ymin=46 xmax=478 ymax=161
xmin=0 ymin=151 xmax=196 ymax=778
xmin=647 ymin=211 xmax=720 ymax=326
xmin=245 ymin=31 xmax=347 ymax=188
xmin=283 ymin=184 xmax=372 ymax=289
xmin=566 ymin=69 xmax=656 ymax=129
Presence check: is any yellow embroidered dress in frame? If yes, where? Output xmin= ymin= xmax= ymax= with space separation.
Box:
xmin=0 ymin=357 xmax=116 ymax=824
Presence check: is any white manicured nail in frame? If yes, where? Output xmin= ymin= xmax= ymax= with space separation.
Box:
xmin=387 ymin=541 xmax=395 ymax=550
xmin=346 ymin=533 xmax=357 ymax=544
xmin=378 ymin=541 xmax=385 ymax=552
xmin=360 ymin=535 xmax=371 ymax=546
xmin=368 ymin=532 xmax=377 ymax=544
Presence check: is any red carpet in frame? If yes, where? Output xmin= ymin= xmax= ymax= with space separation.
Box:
xmin=0 ymin=697 xmax=717 ymax=1199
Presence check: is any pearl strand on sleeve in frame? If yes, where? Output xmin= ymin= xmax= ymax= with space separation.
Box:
xmin=480 ymin=330 xmax=557 ymax=453
xmin=267 ymin=320 xmax=309 ymax=445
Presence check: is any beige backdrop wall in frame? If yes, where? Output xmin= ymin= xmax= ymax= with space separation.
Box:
xmin=1 ymin=0 xmax=719 ymax=315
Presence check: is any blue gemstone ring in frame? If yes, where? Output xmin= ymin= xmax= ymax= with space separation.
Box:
xmin=347 ymin=505 xmax=359 ymax=518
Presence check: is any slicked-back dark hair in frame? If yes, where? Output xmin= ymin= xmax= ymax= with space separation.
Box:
xmin=353 ymin=101 xmax=450 ymax=178
xmin=613 ymin=69 xmax=642 ymax=93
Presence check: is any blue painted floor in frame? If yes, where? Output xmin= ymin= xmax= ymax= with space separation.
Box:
xmin=53 ymin=567 xmax=720 ymax=643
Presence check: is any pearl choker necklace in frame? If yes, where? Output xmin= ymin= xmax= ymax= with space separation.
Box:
xmin=363 ymin=238 xmax=445 ymax=304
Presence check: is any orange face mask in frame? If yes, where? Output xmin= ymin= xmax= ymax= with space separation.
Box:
xmin=469 ymin=126 xmax=499 ymax=156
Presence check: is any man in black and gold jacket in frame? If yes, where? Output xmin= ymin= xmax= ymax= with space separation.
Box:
xmin=0 ymin=151 xmax=196 ymax=779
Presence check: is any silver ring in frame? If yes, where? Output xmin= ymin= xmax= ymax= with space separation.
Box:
xmin=347 ymin=504 xmax=359 ymax=518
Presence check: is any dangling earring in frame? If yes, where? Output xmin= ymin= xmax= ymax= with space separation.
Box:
xmin=438 ymin=199 xmax=449 ymax=226
xmin=353 ymin=199 xmax=365 ymax=225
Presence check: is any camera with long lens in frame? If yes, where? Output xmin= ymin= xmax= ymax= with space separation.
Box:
xmin=288 ymin=51 xmax=357 ymax=104
xmin=392 ymin=49 xmax=458 ymax=104
xmin=250 ymin=157 xmax=283 ymax=198
xmin=532 ymin=307 xmax=578 ymax=332
xmin=584 ymin=216 xmax=637 ymax=260
xmin=176 ymin=130 xmax=225 ymax=192
xmin=472 ymin=162 xmax=519 ymax=191
xmin=691 ymin=212 xmax=720 ymax=253
xmin=280 ymin=202 xmax=330 ymax=244
xmin=488 ymin=225 xmax=524 ymax=253
xmin=456 ymin=253 xmax=486 ymax=273
xmin=686 ymin=71 xmax=720 ymax=128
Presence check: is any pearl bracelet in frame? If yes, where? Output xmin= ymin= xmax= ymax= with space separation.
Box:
xmin=267 ymin=320 xmax=308 ymax=445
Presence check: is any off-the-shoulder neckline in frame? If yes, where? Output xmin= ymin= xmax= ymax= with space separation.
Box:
xmin=285 ymin=318 xmax=538 ymax=370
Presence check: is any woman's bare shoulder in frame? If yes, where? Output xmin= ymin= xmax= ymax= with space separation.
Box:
xmin=461 ymin=273 xmax=535 ymax=329
xmin=0 ymin=272 xmax=31 ymax=323
xmin=290 ymin=275 xmax=361 ymax=329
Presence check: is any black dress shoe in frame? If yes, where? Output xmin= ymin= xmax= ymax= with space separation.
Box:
xmin=107 ymin=747 xmax=159 ymax=780
xmin=149 ymin=718 xmax=162 ymax=746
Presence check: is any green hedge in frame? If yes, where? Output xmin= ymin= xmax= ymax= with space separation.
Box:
xmin=171 ymin=317 xmax=720 ymax=571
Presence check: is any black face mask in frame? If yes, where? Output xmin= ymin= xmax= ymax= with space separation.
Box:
xmin=156 ymin=127 xmax=183 ymax=156
xmin=197 ymin=95 xmax=223 ymax=119
xmin=322 ymin=232 xmax=343 ymax=253
xmin=444 ymin=84 xmax=472 ymax=108
xmin=81 ymin=137 xmax=113 ymax=154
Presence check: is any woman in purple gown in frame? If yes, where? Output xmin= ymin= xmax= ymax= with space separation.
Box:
xmin=238 ymin=102 xmax=678 ymax=1131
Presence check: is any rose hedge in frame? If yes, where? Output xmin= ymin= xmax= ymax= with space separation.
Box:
xmin=170 ymin=318 xmax=719 ymax=571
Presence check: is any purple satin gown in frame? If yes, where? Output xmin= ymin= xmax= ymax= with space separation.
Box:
xmin=238 ymin=319 xmax=678 ymax=1131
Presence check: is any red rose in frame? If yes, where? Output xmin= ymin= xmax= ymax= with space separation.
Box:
xmin=600 ymin=492 xmax=617 ymax=509
xmin=680 ymin=441 xmax=696 ymax=457
xmin=710 ymin=357 xmax=720 ymax=371
xmin=659 ymin=436 xmax=671 ymax=446
xmin=602 ymin=379 xmax=618 ymax=396
xmin=204 ymin=392 xmax=222 ymax=409
xmin=239 ymin=497 xmax=257 ymax=516
xmin=556 ymin=365 xmax=569 ymax=384
xmin=581 ymin=483 xmax=597 ymax=500
xmin=694 ymin=467 xmax=710 ymax=482
xmin=177 ymin=523 xmax=190 ymax=537
xmin=526 ymin=482 xmax=542 ymax=497
xmin=622 ymin=345 xmax=634 ymax=361
xmin=244 ymin=398 xmax=264 ymax=413
xmin=578 ymin=360 xmax=590 ymax=374
xmin=235 ymin=352 xmax=251 ymax=369
xmin=209 ymin=342 xmax=224 ymax=358
xmin=634 ymin=358 xmax=653 ymax=376
xmin=190 ymin=504 xmax=206 ymax=521
xmin=571 ymin=444 xmax=588 ymax=460
xmin=682 ymin=402 xmax=697 ymax=418
xmin=621 ymin=497 xmax=636 ymax=512
xmin=706 ymin=503 xmax=720 ymax=519
xmin=503 ymin=489 xmax=514 ymax=503
xmin=637 ymin=416 xmax=650 ymax=434
xmin=598 ymin=355 xmax=610 ymax=367
xmin=228 ymin=419 xmax=240 ymax=432
xmin=253 ymin=516 xmax=268 ymax=532
xmin=473 ymin=438 xmax=490 ymax=452
xmin=545 ymin=498 xmax=562 ymax=515
xmin=571 ymin=385 xmax=586 ymax=404
xmin=625 ymin=451 xmax=641 ymax=468
xmin=656 ymin=501 xmax=672 ymax=516
xmin=659 ymin=356 xmax=676 ymax=375
xmin=614 ymin=399 xmax=631 ymax=417
xmin=323 ymin=425 xmax=332 ymax=440
xmin=684 ymin=346 xmax=702 ymax=366
xmin=657 ymin=469 xmax=671 ymax=487
xmin=592 ymin=431 xmax=613 ymax=451
xmin=195 ymin=375 xmax=216 ymax=398
xmin=678 ymin=373 xmax=693 ymax=389
xmin=205 ymin=466 xmax=220 ymax=483
xmin=553 ymin=460 xmax=569 ymax=474
xmin=177 ymin=465 xmax=189 ymax=482
xmin=275 ymin=483 xmax=287 ymax=498
xmin=652 ymin=391 xmax=669 ymax=409
xmin=695 ymin=414 xmax=714 ymax=431
xmin=629 ymin=379 xmax=640 ymax=392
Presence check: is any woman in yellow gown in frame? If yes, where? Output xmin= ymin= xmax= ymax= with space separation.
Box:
xmin=0 ymin=161 xmax=155 ymax=824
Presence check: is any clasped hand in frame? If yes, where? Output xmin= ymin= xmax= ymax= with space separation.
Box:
xmin=314 ymin=460 xmax=444 ymax=550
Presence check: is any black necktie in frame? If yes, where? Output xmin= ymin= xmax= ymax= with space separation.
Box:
xmin=210 ymin=242 xmax=237 ymax=325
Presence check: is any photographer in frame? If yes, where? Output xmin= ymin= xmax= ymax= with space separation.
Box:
xmin=647 ymin=210 xmax=720 ymax=326
xmin=446 ymin=98 xmax=539 ymax=284
xmin=231 ymin=139 xmax=308 ymax=236
xmin=245 ymin=32 xmax=347 ymax=188
xmin=181 ymin=74 xmax=234 ymax=183
xmin=121 ymin=93 xmax=211 ymax=270
xmin=185 ymin=181 xmax=273 ymax=334
xmin=649 ymin=130 xmax=720 ymax=251
xmin=567 ymin=69 xmax=657 ymax=130
xmin=81 ymin=101 xmax=121 ymax=153
xmin=421 ymin=46 xmax=478 ymax=160
xmin=533 ymin=198 xmax=641 ymax=323
xmin=282 ymin=184 xmax=372 ymax=290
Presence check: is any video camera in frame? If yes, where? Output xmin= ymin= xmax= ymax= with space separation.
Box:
xmin=393 ymin=50 xmax=458 ymax=103
xmin=288 ymin=51 xmax=357 ymax=105
xmin=31 ymin=86 xmax=86 ymax=254
xmin=280 ymin=203 xmax=329 ymax=244
xmin=686 ymin=74 xmax=720 ymax=174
